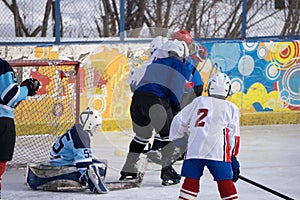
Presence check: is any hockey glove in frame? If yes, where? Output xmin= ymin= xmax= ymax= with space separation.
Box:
xmin=231 ymin=157 xmax=240 ymax=182
xmin=21 ymin=78 xmax=40 ymax=96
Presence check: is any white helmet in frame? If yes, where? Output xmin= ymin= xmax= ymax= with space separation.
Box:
xmin=208 ymin=73 xmax=231 ymax=99
xmin=150 ymin=36 xmax=168 ymax=53
xmin=167 ymin=39 xmax=189 ymax=58
xmin=79 ymin=107 xmax=102 ymax=135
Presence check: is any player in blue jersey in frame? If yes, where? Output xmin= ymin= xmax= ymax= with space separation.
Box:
xmin=0 ymin=58 xmax=40 ymax=197
xmin=120 ymin=39 xmax=189 ymax=186
xmin=26 ymin=107 xmax=109 ymax=194
xmin=149 ymin=30 xmax=207 ymax=162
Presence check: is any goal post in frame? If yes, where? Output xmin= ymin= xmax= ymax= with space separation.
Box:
xmin=7 ymin=60 xmax=81 ymax=167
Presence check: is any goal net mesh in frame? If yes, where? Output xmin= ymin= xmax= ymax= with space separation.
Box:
xmin=7 ymin=60 xmax=80 ymax=167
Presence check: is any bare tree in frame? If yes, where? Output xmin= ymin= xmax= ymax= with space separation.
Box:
xmin=42 ymin=0 xmax=53 ymax=37
xmin=144 ymin=0 xmax=173 ymax=37
xmin=124 ymin=0 xmax=146 ymax=37
xmin=281 ymin=0 xmax=300 ymax=35
xmin=2 ymin=0 xmax=52 ymax=37
xmin=0 ymin=0 xmax=296 ymax=39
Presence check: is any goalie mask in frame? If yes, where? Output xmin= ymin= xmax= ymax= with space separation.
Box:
xmin=79 ymin=107 xmax=102 ymax=135
xmin=208 ymin=73 xmax=231 ymax=99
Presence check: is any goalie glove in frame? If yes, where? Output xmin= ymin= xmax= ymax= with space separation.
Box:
xmin=231 ymin=157 xmax=240 ymax=182
xmin=21 ymin=78 xmax=40 ymax=96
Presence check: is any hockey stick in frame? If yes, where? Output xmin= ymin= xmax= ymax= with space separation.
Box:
xmin=239 ymin=175 xmax=294 ymax=200
xmin=105 ymin=157 xmax=148 ymax=191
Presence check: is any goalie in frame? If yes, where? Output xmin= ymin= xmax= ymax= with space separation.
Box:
xmin=26 ymin=107 xmax=109 ymax=194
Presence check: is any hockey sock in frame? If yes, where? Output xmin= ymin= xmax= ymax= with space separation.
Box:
xmin=0 ymin=162 xmax=7 ymax=198
xmin=130 ymin=136 xmax=149 ymax=153
xmin=179 ymin=177 xmax=199 ymax=200
xmin=0 ymin=162 xmax=6 ymax=178
xmin=160 ymin=140 xmax=175 ymax=167
xmin=217 ymin=180 xmax=238 ymax=200
xmin=121 ymin=136 xmax=149 ymax=175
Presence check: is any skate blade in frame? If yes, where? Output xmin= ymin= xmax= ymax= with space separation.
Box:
xmin=161 ymin=179 xmax=180 ymax=186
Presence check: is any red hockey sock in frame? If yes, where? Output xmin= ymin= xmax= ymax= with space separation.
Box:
xmin=0 ymin=162 xmax=7 ymax=189
xmin=179 ymin=177 xmax=199 ymax=200
xmin=217 ymin=180 xmax=238 ymax=200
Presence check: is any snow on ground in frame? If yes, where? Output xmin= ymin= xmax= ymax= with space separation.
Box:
xmin=2 ymin=124 xmax=300 ymax=200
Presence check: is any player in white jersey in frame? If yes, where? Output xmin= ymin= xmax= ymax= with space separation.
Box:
xmin=26 ymin=107 xmax=109 ymax=194
xmin=170 ymin=72 xmax=241 ymax=200
xmin=127 ymin=36 xmax=168 ymax=87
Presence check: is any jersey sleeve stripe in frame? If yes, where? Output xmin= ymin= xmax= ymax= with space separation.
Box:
xmin=1 ymin=84 xmax=20 ymax=107
xmin=231 ymin=136 xmax=240 ymax=158
xmin=223 ymin=128 xmax=231 ymax=162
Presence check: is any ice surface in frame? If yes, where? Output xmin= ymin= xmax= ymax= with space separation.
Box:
xmin=2 ymin=124 xmax=300 ymax=200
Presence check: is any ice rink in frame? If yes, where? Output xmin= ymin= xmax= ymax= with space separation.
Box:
xmin=2 ymin=124 xmax=300 ymax=200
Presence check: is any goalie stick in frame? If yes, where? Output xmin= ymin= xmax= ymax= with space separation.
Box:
xmin=104 ymin=156 xmax=148 ymax=191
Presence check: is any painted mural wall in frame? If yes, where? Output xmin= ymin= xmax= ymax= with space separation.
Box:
xmin=1 ymin=40 xmax=299 ymax=133
xmin=203 ymin=41 xmax=300 ymax=112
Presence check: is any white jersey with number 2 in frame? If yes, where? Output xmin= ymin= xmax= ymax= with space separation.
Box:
xmin=170 ymin=96 xmax=240 ymax=162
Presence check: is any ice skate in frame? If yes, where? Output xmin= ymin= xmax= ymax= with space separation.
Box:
xmin=160 ymin=165 xmax=181 ymax=186
xmin=119 ymin=171 xmax=138 ymax=181
xmin=118 ymin=157 xmax=148 ymax=189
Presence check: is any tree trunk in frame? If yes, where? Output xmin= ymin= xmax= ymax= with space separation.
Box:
xmin=41 ymin=0 xmax=52 ymax=37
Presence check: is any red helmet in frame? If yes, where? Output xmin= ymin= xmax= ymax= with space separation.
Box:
xmin=172 ymin=30 xmax=193 ymax=45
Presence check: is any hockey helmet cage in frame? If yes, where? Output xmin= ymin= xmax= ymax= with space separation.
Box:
xmin=79 ymin=107 xmax=102 ymax=135
xmin=208 ymin=73 xmax=231 ymax=99
xmin=172 ymin=30 xmax=193 ymax=46
xmin=167 ymin=39 xmax=189 ymax=59
xmin=150 ymin=36 xmax=168 ymax=53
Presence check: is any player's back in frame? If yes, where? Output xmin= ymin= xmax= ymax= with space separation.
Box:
xmin=50 ymin=124 xmax=92 ymax=166
xmin=184 ymin=96 xmax=240 ymax=161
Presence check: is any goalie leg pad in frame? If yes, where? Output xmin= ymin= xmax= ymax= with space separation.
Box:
xmin=25 ymin=163 xmax=86 ymax=192
xmin=86 ymin=164 xmax=109 ymax=194
xmin=91 ymin=161 xmax=108 ymax=180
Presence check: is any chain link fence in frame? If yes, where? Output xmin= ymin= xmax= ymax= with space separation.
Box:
xmin=0 ymin=0 xmax=299 ymax=44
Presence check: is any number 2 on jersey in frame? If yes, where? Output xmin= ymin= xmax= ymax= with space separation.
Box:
xmin=195 ymin=108 xmax=208 ymax=127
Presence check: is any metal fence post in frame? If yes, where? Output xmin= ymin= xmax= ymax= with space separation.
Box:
xmin=120 ymin=0 xmax=125 ymax=42
xmin=55 ymin=0 xmax=61 ymax=44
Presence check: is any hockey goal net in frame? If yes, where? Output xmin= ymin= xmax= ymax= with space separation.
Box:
xmin=8 ymin=60 xmax=80 ymax=167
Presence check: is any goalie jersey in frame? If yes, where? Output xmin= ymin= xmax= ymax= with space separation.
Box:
xmin=50 ymin=124 xmax=92 ymax=174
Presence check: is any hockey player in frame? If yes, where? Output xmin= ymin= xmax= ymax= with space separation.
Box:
xmin=172 ymin=29 xmax=205 ymax=109
xmin=127 ymin=35 xmax=168 ymax=88
xmin=150 ymin=30 xmax=206 ymax=160
xmin=120 ymin=39 xmax=189 ymax=186
xmin=26 ymin=107 xmax=109 ymax=194
xmin=170 ymin=72 xmax=241 ymax=200
xmin=0 ymin=58 xmax=40 ymax=198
